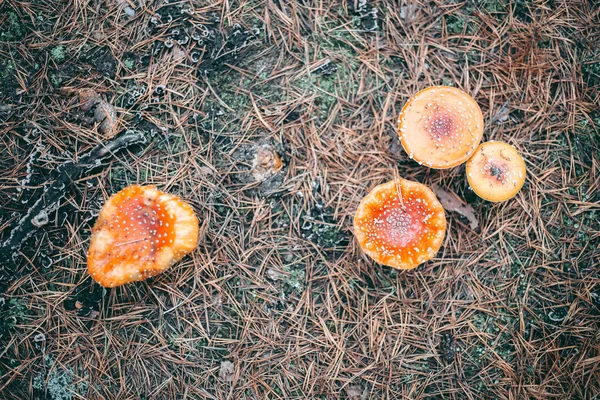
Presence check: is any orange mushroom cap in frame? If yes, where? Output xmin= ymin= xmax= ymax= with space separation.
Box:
xmin=87 ymin=185 xmax=199 ymax=287
xmin=466 ymin=141 xmax=526 ymax=202
xmin=398 ymin=86 xmax=484 ymax=169
xmin=353 ymin=179 xmax=447 ymax=270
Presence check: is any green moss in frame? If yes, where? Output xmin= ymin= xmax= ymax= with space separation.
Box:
xmin=50 ymin=73 xmax=63 ymax=87
xmin=51 ymin=45 xmax=67 ymax=63
xmin=1 ymin=10 xmax=26 ymax=41
xmin=0 ymin=298 xmax=31 ymax=340
xmin=282 ymin=265 xmax=305 ymax=295
xmin=123 ymin=57 xmax=135 ymax=70
xmin=582 ymin=55 xmax=600 ymax=87
xmin=0 ymin=58 xmax=15 ymax=80
xmin=293 ymin=66 xmax=348 ymax=120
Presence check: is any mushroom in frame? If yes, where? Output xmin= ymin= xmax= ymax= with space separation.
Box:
xmin=353 ymin=179 xmax=447 ymax=269
xmin=466 ymin=141 xmax=526 ymax=202
xmin=87 ymin=185 xmax=199 ymax=287
xmin=398 ymin=86 xmax=484 ymax=169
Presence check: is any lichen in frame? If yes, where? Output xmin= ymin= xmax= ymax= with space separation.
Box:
xmin=0 ymin=298 xmax=31 ymax=340
xmin=123 ymin=57 xmax=135 ymax=70
xmin=1 ymin=10 xmax=26 ymax=42
xmin=33 ymin=355 xmax=89 ymax=400
xmin=51 ymin=45 xmax=67 ymax=63
xmin=282 ymin=265 xmax=305 ymax=295
xmin=300 ymin=202 xmax=348 ymax=249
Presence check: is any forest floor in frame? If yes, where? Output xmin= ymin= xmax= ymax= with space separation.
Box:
xmin=0 ymin=0 xmax=599 ymax=399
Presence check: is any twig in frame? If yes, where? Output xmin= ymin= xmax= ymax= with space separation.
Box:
xmin=0 ymin=130 xmax=147 ymax=289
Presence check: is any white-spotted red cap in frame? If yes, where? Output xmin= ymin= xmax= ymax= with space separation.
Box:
xmin=87 ymin=185 xmax=199 ymax=287
xmin=466 ymin=141 xmax=526 ymax=202
xmin=398 ymin=86 xmax=484 ymax=169
xmin=353 ymin=179 xmax=447 ymax=269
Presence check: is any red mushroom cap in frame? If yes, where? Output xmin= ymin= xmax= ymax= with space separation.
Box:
xmin=87 ymin=185 xmax=199 ymax=287
xmin=353 ymin=179 xmax=447 ymax=269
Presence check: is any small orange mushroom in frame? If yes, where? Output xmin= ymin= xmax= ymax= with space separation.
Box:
xmin=466 ymin=141 xmax=526 ymax=202
xmin=353 ymin=179 xmax=447 ymax=270
xmin=87 ymin=185 xmax=199 ymax=287
xmin=398 ymin=86 xmax=484 ymax=169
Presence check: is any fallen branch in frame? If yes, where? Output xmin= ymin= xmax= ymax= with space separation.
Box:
xmin=0 ymin=130 xmax=147 ymax=288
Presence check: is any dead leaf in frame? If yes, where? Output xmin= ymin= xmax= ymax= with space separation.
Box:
xmin=218 ymin=360 xmax=235 ymax=382
xmin=432 ymin=185 xmax=479 ymax=230
xmin=115 ymin=0 xmax=136 ymax=17
xmin=171 ymin=45 xmax=186 ymax=61
xmin=399 ymin=4 xmax=418 ymax=22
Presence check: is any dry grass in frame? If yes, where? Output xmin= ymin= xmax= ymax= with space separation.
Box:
xmin=1 ymin=0 xmax=599 ymax=399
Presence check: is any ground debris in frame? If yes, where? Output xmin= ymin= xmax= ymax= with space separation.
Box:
xmin=218 ymin=360 xmax=235 ymax=382
xmin=251 ymin=143 xmax=283 ymax=182
xmin=115 ymin=0 xmax=136 ymax=17
xmin=30 ymin=210 xmax=49 ymax=227
xmin=231 ymin=139 xmax=286 ymax=196
xmin=432 ymin=185 xmax=478 ymax=229
xmin=438 ymin=332 xmax=456 ymax=364
xmin=78 ymin=89 xmax=101 ymax=112
xmin=0 ymin=130 xmax=147 ymax=286
xmin=76 ymin=89 xmax=118 ymax=137
xmin=1 ymin=1 xmax=599 ymax=398
xmin=93 ymin=99 xmax=118 ymax=137
xmin=300 ymin=200 xmax=348 ymax=249
xmin=64 ymin=87 xmax=119 ymax=137
xmin=347 ymin=386 xmax=367 ymax=400
xmin=400 ymin=4 xmax=419 ymax=22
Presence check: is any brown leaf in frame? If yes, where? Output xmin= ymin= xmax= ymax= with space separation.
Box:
xmin=266 ymin=268 xmax=283 ymax=281
xmin=432 ymin=185 xmax=478 ymax=230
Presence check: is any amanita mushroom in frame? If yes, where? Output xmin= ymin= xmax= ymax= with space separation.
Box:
xmin=353 ymin=179 xmax=447 ymax=269
xmin=87 ymin=185 xmax=199 ymax=287
xmin=398 ymin=86 xmax=484 ymax=169
xmin=466 ymin=141 xmax=526 ymax=202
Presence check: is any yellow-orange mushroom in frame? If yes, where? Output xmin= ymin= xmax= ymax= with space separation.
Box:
xmin=398 ymin=86 xmax=484 ymax=169
xmin=353 ymin=179 xmax=446 ymax=269
xmin=466 ymin=141 xmax=526 ymax=202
